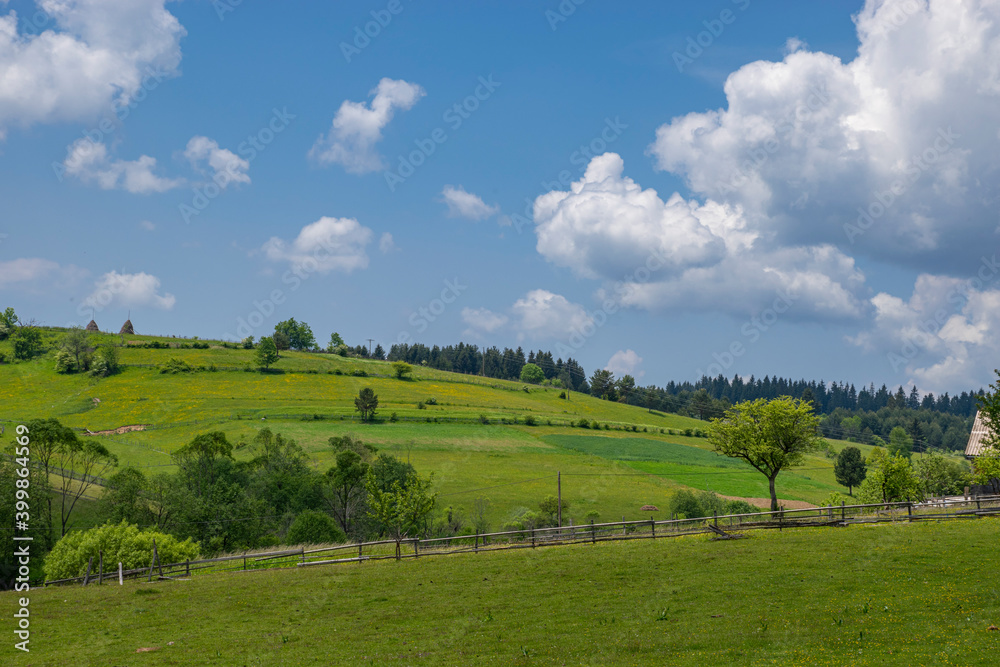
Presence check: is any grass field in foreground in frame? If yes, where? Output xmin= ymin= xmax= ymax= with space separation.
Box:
xmin=8 ymin=518 xmax=999 ymax=666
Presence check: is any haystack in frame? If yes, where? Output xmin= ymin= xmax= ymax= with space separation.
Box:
xmin=119 ymin=319 xmax=135 ymax=335
xmin=85 ymin=320 xmax=99 ymax=332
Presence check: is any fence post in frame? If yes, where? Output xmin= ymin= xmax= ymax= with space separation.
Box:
xmin=651 ymin=519 xmax=655 ymax=539
xmin=358 ymin=542 xmax=363 ymax=562
xmin=300 ymin=548 xmax=305 ymax=566
xmin=590 ymin=520 xmax=596 ymax=545
xmin=622 ymin=516 xmax=626 ymax=536
xmin=98 ymin=550 xmax=104 ymax=585
xmin=779 ymin=508 xmax=783 ymax=532
xmin=714 ymin=511 xmax=718 ymax=529
xmin=186 ymin=560 xmax=190 ymax=577
xmin=907 ymin=502 xmax=912 ymax=522
xmin=531 ymin=528 xmax=536 ymax=548
xmin=118 ymin=562 xmax=123 ymax=586
xmin=83 ymin=557 xmax=93 ymax=586
xmin=475 ymin=532 xmax=479 ymax=552
xmin=413 ymin=539 xmax=419 ymax=558
xmin=841 ymin=501 xmax=845 ymax=523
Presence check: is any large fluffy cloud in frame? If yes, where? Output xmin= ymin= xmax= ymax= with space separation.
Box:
xmin=648 ymin=0 xmax=1000 ymax=272
xmin=0 ymin=0 xmax=185 ymax=133
xmin=511 ymin=290 xmax=593 ymax=341
xmin=261 ymin=217 xmax=374 ymax=274
xmin=534 ymin=153 xmax=869 ymax=320
xmin=309 ymin=78 xmax=425 ymax=173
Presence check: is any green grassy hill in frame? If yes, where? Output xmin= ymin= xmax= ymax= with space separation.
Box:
xmin=0 ymin=329 xmax=938 ymax=527
xmin=6 ymin=519 xmax=998 ymax=665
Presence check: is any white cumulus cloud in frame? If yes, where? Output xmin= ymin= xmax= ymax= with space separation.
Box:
xmin=261 ymin=217 xmax=374 ymax=274
xmin=378 ymin=232 xmax=397 ymax=254
xmin=533 ymin=153 xmax=869 ymax=321
xmin=849 ymin=265 xmax=1000 ymax=393
xmin=0 ymin=0 xmax=185 ymax=135
xmin=309 ymin=78 xmax=425 ymax=173
xmin=647 ymin=0 xmax=1000 ymax=272
xmin=82 ymin=270 xmax=176 ymax=310
xmin=62 ymin=138 xmax=182 ymax=193
xmin=184 ymin=136 xmax=250 ymax=188
xmin=511 ymin=289 xmax=593 ymax=341
xmin=605 ymin=349 xmax=644 ymax=379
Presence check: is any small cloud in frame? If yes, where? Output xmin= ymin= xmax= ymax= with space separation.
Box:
xmin=139 ymin=220 xmax=156 ymax=232
xmin=605 ymin=349 xmax=644 ymax=379
xmin=261 ymin=216 xmax=374 ymax=274
xmin=461 ymin=307 xmax=509 ymax=335
xmin=511 ymin=289 xmax=593 ymax=341
xmin=62 ymin=139 xmax=183 ymax=194
xmin=184 ymin=136 xmax=250 ymax=188
xmin=784 ymin=37 xmax=807 ymax=54
xmin=440 ymin=185 xmax=500 ymax=221
xmin=309 ymin=78 xmax=425 ymax=174
xmin=379 ymin=232 xmax=397 ymax=254
xmin=82 ymin=271 xmax=176 ymax=310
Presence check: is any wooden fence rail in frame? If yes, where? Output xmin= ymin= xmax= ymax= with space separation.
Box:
xmin=40 ymin=495 xmax=1000 ymax=588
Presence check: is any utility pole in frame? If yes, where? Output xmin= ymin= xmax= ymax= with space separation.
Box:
xmin=557 ymin=471 xmax=562 ymax=527
xmin=367 ymin=338 xmax=375 ymax=357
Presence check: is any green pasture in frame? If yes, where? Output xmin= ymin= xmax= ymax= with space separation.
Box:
xmin=7 ymin=518 xmax=998 ymax=665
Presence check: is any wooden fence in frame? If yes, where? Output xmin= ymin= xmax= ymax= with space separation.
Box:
xmin=41 ymin=495 xmax=1000 ymax=587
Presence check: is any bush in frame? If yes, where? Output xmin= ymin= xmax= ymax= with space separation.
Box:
xmin=683 ymin=428 xmax=693 ymax=437
xmin=479 ymin=414 xmax=490 ymax=425
xmin=558 ymin=391 xmax=567 ymax=399
xmin=425 ymin=397 xmax=438 ymax=406
xmin=44 ymin=521 xmax=199 ymax=580
xmin=159 ymin=358 xmax=193 ymax=374
xmin=578 ymin=418 xmax=591 ymax=429
xmin=524 ymin=415 xmax=537 ymax=426
xmin=351 ymin=369 xmax=368 ymax=377
xmin=417 ymin=401 xmax=426 ymax=410
xmin=389 ymin=412 xmax=398 ymax=422
xmin=724 ymin=500 xmax=759 ymax=515
xmin=285 ymin=511 xmax=345 ymax=546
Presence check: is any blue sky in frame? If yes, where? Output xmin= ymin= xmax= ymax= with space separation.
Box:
xmin=2 ymin=0 xmax=999 ymax=395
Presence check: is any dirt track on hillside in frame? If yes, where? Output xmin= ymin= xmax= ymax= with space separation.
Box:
xmin=719 ymin=495 xmax=816 ymax=510
xmin=84 ymin=424 xmax=150 ymax=436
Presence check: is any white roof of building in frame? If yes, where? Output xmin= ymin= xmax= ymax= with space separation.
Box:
xmin=965 ymin=411 xmax=996 ymax=457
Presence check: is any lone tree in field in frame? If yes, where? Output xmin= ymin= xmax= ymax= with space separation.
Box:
xmin=391 ymin=360 xmax=413 ymax=380
xmin=255 ymin=336 xmax=279 ymax=370
xmin=834 ymin=446 xmax=866 ymax=496
xmin=365 ymin=470 xmax=435 ymax=559
xmin=355 ymin=387 xmax=379 ymax=422
xmin=709 ymin=396 xmax=823 ymax=511
xmin=520 ymin=363 xmax=545 ymax=384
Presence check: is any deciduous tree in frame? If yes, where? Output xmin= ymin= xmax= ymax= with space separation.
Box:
xmin=709 ymin=396 xmax=823 ymax=511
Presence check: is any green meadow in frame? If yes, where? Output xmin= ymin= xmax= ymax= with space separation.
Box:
xmin=0 ymin=330 xmax=938 ymax=530
xmin=6 ymin=519 xmax=999 ymax=665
